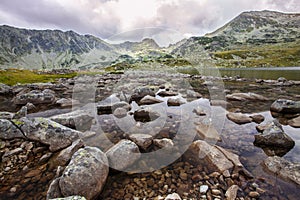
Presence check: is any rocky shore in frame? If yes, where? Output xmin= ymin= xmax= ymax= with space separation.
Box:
xmin=0 ymin=71 xmax=300 ymax=199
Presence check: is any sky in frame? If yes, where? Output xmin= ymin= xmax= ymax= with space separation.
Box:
xmin=0 ymin=0 xmax=299 ymax=46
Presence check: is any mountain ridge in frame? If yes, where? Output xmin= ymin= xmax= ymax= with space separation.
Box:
xmin=1 ymin=10 xmax=300 ymax=69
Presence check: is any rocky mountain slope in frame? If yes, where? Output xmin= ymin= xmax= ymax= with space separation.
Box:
xmin=0 ymin=25 xmax=119 ymax=69
xmin=171 ymin=10 xmax=300 ymax=67
xmin=0 ymin=10 xmax=300 ymax=69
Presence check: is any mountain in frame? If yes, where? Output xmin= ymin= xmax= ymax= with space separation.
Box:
xmin=171 ymin=10 xmax=300 ymax=68
xmin=0 ymin=25 xmax=119 ymax=70
xmin=113 ymin=38 xmax=160 ymax=53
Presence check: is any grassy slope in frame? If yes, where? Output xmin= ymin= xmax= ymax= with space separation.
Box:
xmin=212 ymin=41 xmax=300 ymax=67
xmin=0 ymin=69 xmax=78 ymax=86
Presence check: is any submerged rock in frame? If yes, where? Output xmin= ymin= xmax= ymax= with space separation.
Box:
xmin=129 ymin=134 xmax=153 ymax=150
xmin=97 ymin=101 xmax=131 ymax=115
xmin=58 ymin=147 xmax=109 ymax=200
xmin=105 ymin=139 xmax=141 ymax=171
xmin=195 ymin=122 xmax=221 ymax=142
xmin=226 ymin=92 xmax=268 ymax=101
xmin=254 ymin=120 xmax=295 ymax=156
xmin=263 ymin=156 xmax=300 ymax=186
xmin=270 ymin=99 xmax=300 ymax=114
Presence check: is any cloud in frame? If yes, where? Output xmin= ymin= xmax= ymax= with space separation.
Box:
xmin=0 ymin=0 xmax=299 ymax=44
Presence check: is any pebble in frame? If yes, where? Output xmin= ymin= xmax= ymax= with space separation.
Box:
xmin=249 ymin=191 xmax=260 ymax=198
xmin=200 ymin=185 xmax=209 ymax=194
xmin=211 ymin=189 xmax=222 ymax=195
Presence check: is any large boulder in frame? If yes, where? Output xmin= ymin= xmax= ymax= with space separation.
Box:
xmin=263 ymin=156 xmax=300 ymax=186
xmin=254 ymin=120 xmax=295 ymax=152
xmin=13 ymin=117 xmax=80 ymax=152
xmin=13 ymin=89 xmax=56 ymax=105
xmin=0 ymin=83 xmax=11 ymax=94
xmin=50 ymin=110 xmax=94 ymax=131
xmin=0 ymin=119 xmax=25 ymax=139
xmin=105 ymin=139 xmax=141 ymax=171
xmin=270 ymin=99 xmax=300 ymax=114
xmin=58 ymin=147 xmax=109 ymax=200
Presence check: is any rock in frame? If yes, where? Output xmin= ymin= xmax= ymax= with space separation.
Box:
xmin=210 ymin=100 xmax=231 ymax=108
xmin=58 ymin=147 xmax=109 ymax=200
xmin=51 ymin=139 xmax=84 ymax=167
xmin=139 ymin=95 xmax=163 ymax=105
xmin=106 ymin=139 xmax=141 ymax=171
xmin=288 ymin=116 xmax=300 ymax=128
xmin=186 ymin=89 xmax=202 ymax=98
xmin=129 ymin=134 xmax=153 ymax=150
xmin=134 ymin=107 xmax=160 ymax=122
xmin=97 ymin=101 xmax=131 ymax=115
xmin=0 ymin=112 xmax=14 ymax=120
xmin=254 ymin=120 xmax=295 ymax=150
xmin=167 ymin=98 xmax=185 ymax=106
xmin=185 ymin=140 xmax=234 ymax=173
xmin=113 ymin=107 xmax=127 ymax=118
xmin=24 ymin=102 xmax=36 ymax=111
xmin=0 ymin=119 xmax=25 ymax=139
xmin=130 ymin=87 xmax=155 ymax=102
xmin=56 ymin=98 xmax=80 ymax=108
xmin=50 ymin=110 xmax=94 ymax=131
xmin=13 ymin=106 xmax=27 ymax=119
xmin=250 ymin=114 xmax=265 ymax=124
xmin=164 ymin=193 xmax=182 ymax=200
xmin=248 ymin=191 xmax=260 ymax=198
xmin=226 ymin=112 xmax=252 ymax=124
xmin=195 ymin=123 xmax=221 ymax=142
xmin=157 ymin=90 xmax=178 ymax=97
xmin=14 ymin=117 xmax=80 ymax=152
xmin=47 ymin=178 xmax=62 ymax=199
xmin=50 ymin=196 xmax=87 ymax=200
xmin=263 ymin=156 xmax=300 ymax=186
xmin=200 ymin=185 xmax=209 ymax=194
xmin=13 ymin=89 xmax=56 ymax=105
xmin=0 ymin=83 xmax=11 ymax=94
xmin=225 ymin=185 xmax=239 ymax=200
xmin=270 ymin=99 xmax=300 ymax=114
xmin=153 ymin=138 xmax=174 ymax=149
xmin=193 ymin=107 xmax=206 ymax=116
xmin=3 ymin=147 xmax=23 ymax=157
xmin=277 ymin=77 xmax=287 ymax=82
xmin=226 ymin=93 xmax=268 ymax=101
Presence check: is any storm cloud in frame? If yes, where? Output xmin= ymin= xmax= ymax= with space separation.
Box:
xmin=0 ymin=0 xmax=299 ymax=45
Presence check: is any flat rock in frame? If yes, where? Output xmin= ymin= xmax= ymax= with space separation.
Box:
xmin=106 ymin=139 xmax=141 ymax=171
xmin=50 ymin=110 xmax=94 ymax=131
xmin=58 ymin=147 xmax=109 ymax=200
xmin=14 ymin=117 xmax=80 ymax=152
xmin=263 ymin=156 xmax=300 ymax=186
xmin=226 ymin=92 xmax=268 ymax=101
xmin=226 ymin=112 xmax=252 ymax=124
